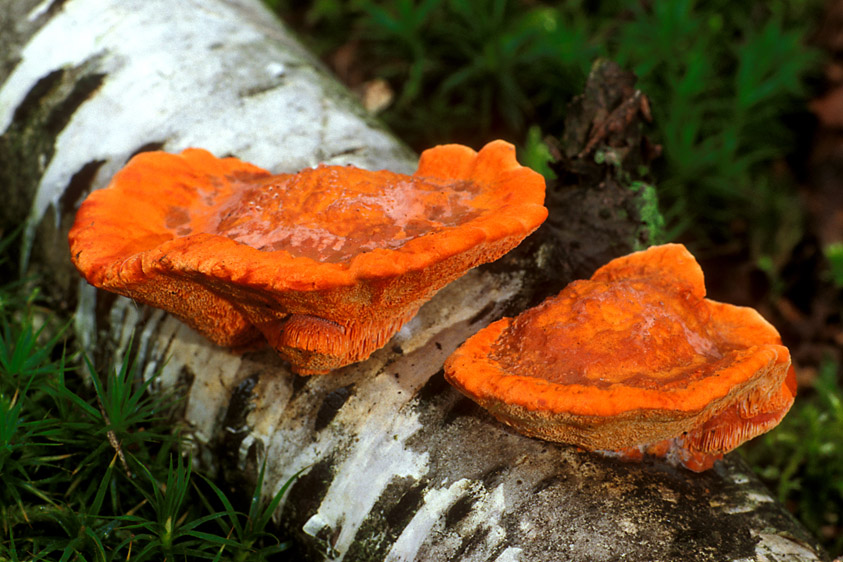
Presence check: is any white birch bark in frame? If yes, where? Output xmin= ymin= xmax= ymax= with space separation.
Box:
xmin=0 ymin=1 xmax=828 ymax=560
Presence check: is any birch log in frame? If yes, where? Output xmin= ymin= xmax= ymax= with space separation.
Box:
xmin=0 ymin=1 xmax=830 ymax=560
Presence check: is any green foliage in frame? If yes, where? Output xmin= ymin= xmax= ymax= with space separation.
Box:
xmin=629 ymin=181 xmax=666 ymax=250
xmin=825 ymin=243 xmax=843 ymax=289
xmin=613 ymin=1 xmax=819 ymax=249
xmin=273 ymin=0 xmax=821 ymax=256
xmin=377 ymin=0 xmax=598 ymax=146
xmin=118 ymin=456 xmax=235 ymax=561
xmin=0 ymin=238 xmax=297 ymax=560
xmin=197 ymin=461 xmax=302 ymax=561
xmin=520 ymin=125 xmax=556 ymax=181
xmin=0 ymin=305 xmax=71 ymax=514
xmin=743 ymin=357 xmax=843 ymax=556
xmin=0 ymin=225 xmax=29 ymax=311
xmin=281 ymin=0 xmax=596 ymax=146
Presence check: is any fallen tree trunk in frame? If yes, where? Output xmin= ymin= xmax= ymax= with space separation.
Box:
xmin=0 ymin=1 xmax=829 ymax=560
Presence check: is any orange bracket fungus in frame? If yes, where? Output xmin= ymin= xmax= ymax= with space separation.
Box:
xmin=68 ymin=141 xmax=547 ymax=374
xmin=444 ymin=244 xmax=796 ymax=471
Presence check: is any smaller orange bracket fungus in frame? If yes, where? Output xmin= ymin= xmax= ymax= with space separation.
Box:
xmin=68 ymin=141 xmax=547 ymax=374
xmin=444 ymin=244 xmax=796 ymax=471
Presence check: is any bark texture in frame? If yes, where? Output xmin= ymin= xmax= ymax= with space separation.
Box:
xmin=0 ymin=1 xmax=829 ymax=560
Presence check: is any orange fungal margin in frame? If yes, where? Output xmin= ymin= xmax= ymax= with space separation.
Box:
xmin=69 ymin=140 xmax=547 ymax=374
xmin=444 ymin=244 xmax=795 ymax=471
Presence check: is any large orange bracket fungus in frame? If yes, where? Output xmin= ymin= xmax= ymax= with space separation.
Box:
xmin=69 ymin=141 xmax=547 ymax=374
xmin=444 ymin=244 xmax=796 ymax=471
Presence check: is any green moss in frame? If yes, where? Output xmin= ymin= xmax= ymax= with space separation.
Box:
xmin=629 ymin=181 xmax=666 ymax=250
xmin=520 ymin=125 xmax=556 ymax=180
xmin=824 ymin=243 xmax=843 ymax=289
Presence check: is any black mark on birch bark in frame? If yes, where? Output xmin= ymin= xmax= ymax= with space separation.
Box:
xmin=414 ymin=368 xmax=449 ymax=405
xmin=283 ymin=456 xmax=336 ymax=535
xmin=443 ymin=395 xmax=482 ymax=426
xmin=129 ymin=141 xmax=166 ymax=160
xmin=290 ymin=373 xmax=308 ymax=396
xmin=447 ymin=526 xmax=491 ymax=562
xmin=468 ymin=302 xmax=497 ymax=325
xmin=45 ymin=72 xmax=105 ymax=135
xmin=344 ymin=476 xmax=427 ymax=560
xmin=0 ymin=59 xmax=105 ymax=273
xmin=12 ymin=69 xmax=65 ymax=123
xmin=61 ymin=159 xmax=105 ymax=216
xmin=480 ymin=463 xmax=509 ymax=488
xmin=39 ymin=0 xmax=70 ymax=20
xmin=444 ymin=494 xmax=476 ymax=528
xmin=314 ymin=384 xmax=354 ymax=432
xmin=218 ymin=374 xmax=259 ymax=481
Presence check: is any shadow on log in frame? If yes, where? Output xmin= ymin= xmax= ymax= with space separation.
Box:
xmin=0 ymin=1 xmax=828 ymax=560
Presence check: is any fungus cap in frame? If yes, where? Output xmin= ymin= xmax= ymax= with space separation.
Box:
xmin=69 ymin=140 xmax=547 ymax=374
xmin=444 ymin=244 xmax=795 ymax=471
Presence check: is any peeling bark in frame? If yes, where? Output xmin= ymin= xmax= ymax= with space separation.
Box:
xmin=0 ymin=1 xmax=829 ymax=560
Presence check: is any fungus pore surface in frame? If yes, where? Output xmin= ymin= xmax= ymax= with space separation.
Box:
xmin=444 ymin=244 xmax=795 ymax=471
xmin=69 ymin=140 xmax=547 ymax=374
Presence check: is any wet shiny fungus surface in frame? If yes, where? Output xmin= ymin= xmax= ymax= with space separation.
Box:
xmin=491 ymin=276 xmax=730 ymax=391
xmin=444 ymin=243 xmax=795 ymax=471
xmin=69 ymin=141 xmax=547 ymax=374
xmin=163 ymin=167 xmax=482 ymax=263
